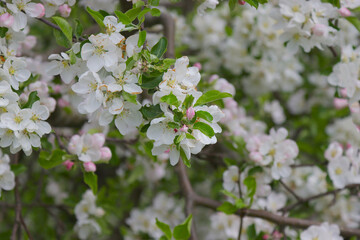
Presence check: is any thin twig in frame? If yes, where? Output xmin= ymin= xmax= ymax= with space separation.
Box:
xmin=279 ymin=180 xmax=303 ymax=202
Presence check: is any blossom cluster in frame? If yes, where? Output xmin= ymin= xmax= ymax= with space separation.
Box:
xmin=74 ymin=190 xmax=105 ymax=240
xmin=0 ymin=150 xmax=15 ymax=197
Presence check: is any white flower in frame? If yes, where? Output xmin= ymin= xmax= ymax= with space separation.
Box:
xmin=328 ymin=156 xmax=351 ymax=188
xmin=147 ymin=114 xmax=177 ymax=146
xmin=7 ymin=0 xmax=44 ymax=31
xmin=0 ymin=81 xmax=19 ymax=107
xmin=47 ymin=52 xmax=80 ymax=84
xmin=114 ymin=102 xmax=143 ymax=135
xmin=222 ymin=166 xmax=239 ymax=192
xmin=197 ymin=0 xmax=219 ymax=16
xmin=103 ymin=16 xmax=125 ymax=44
xmin=300 ymin=222 xmax=343 ymax=240
xmin=81 ymin=34 xmax=118 ymax=72
xmin=71 ymin=71 xmax=104 ymax=114
xmin=3 ymin=57 xmax=31 ymax=90
xmin=27 ymin=101 xmax=51 ymax=136
xmin=257 ymin=192 xmax=287 ymax=213
xmin=324 ymin=142 xmax=343 ymax=161
xmin=0 ymin=167 xmax=15 ymax=196
xmin=1 ymin=104 xmax=31 ymax=131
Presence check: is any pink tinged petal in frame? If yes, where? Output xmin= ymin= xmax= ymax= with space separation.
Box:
xmin=63 ymin=160 xmax=74 ymax=170
xmin=83 ymin=162 xmax=96 ymax=172
xmin=25 ymin=3 xmax=45 ymax=18
xmin=0 ymin=13 xmax=14 ymax=28
xmin=100 ymin=147 xmax=112 ymax=161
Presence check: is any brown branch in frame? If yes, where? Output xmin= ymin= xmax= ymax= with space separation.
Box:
xmin=175 ymin=161 xmax=198 ymax=240
xmin=279 ymin=180 xmax=303 ymax=202
xmin=279 ymin=184 xmax=360 ymax=212
xmin=193 ymin=194 xmax=360 ymax=238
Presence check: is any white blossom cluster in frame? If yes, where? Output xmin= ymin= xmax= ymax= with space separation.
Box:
xmin=147 ymin=56 xmax=225 ymax=165
xmin=246 ymin=128 xmax=299 ymax=180
xmin=300 ymin=222 xmax=343 ymax=240
xmin=74 ymin=190 xmax=105 ymax=240
xmin=0 ymin=20 xmax=52 ymax=156
xmin=125 ymin=192 xmax=184 ymax=239
xmin=324 ymin=141 xmax=360 ymax=188
xmin=0 ymin=150 xmax=15 ymax=197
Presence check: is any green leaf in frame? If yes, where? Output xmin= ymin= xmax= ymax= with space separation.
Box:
xmin=125 ymin=7 xmax=143 ymax=22
xmin=174 ymin=134 xmax=185 ymax=144
xmin=52 ymin=16 xmax=73 ymax=44
xmin=223 ymin=157 xmax=237 ymax=166
xmin=246 ymin=224 xmax=257 ymax=239
xmin=0 ymin=27 xmax=8 ymax=38
xmin=122 ymin=91 xmax=137 ymax=104
xmin=23 ymin=91 xmax=40 ymax=108
xmin=53 ymin=29 xmax=72 ymax=48
xmin=151 ymin=37 xmax=168 ymax=58
xmin=193 ymin=122 xmax=215 ymax=137
xmin=217 ymin=202 xmax=238 ymax=214
xmin=244 ymin=176 xmax=257 ymax=199
xmin=11 ymin=164 xmax=26 ymax=176
xmin=114 ymin=10 xmax=131 ymax=25
xmin=186 ymin=133 xmax=195 ymax=139
xmin=194 ymin=90 xmax=232 ymax=106
xmin=196 ymin=111 xmax=213 ymax=122
xmin=246 ymin=0 xmax=259 ymax=8
xmin=183 ymin=95 xmax=194 ymax=109
xmin=346 ymin=17 xmax=360 ymax=32
xmin=149 ymin=0 xmax=160 ymax=6
xmin=156 ymin=218 xmax=172 ymax=240
xmin=235 ymin=198 xmax=247 ymax=209
xmin=160 ymin=92 xmax=180 ymax=107
xmin=75 ymin=19 xmax=83 ymax=40
xmin=140 ymin=104 xmax=163 ymax=120
xmin=138 ymin=30 xmax=147 ymax=47
xmin=180 ymin=148 xmax=191 ymax=168
xmin=330 ymin=0 xmax=340 ymax=8
xmin=258 ymin=0 xmax=268 ymax=3
xmin=150 ymin=8 xmax=161 ymax=16
xmin=173 ymin=214 xmax=192 ymax=240
xmin=69 ymin=50 xmax=76 ymax=64
xmin=221 ymin=189 xmax=238 ymax=200
xmin=229 ymin=0 xmax=237 ymax=10
xmin=83 ymin=171 xmax=98 ymax=194
xmin=38 ymin=149 xmax=66 ymax=169
xmin=168 ymin=122 xmax=180 ymax=129
xmin=138 ymin=8 xmax=151 ymax=21
xmin=86 ymin=7 xmax=105 ymax=29
xmin=141 ymin=75 xmax=163 ymax=89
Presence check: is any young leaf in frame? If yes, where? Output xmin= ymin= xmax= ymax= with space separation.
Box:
xmin=141 ymin=75 xmax=163 ymax=89
xmin=173 ymin=214 xmax=192 ymax=240
xmin=194 ymin=90 xmax=232 ymax=106
xmin=244 ymin=176 xmax=257 ymax=199
xmin=86 ymin=7 xmax=105 ymax=29
xmin=53 ymin=29 xmax=72 ymax=48
xmin=38 ymin=149 xmax=66 ymax=170
xmin=229 ymin=0 xmax=237 ymax=10
xmin=11 ymin=164 xmax=26 ymax=176
xmin=150 ymin=8 xmax=161 ymax=16
xmin=140 ymin=104 xmax=163 ymax=120
xmin=0 ymin=27 xmax=8 ymax=38
xmin=346 ymin=16 xmax=360 ymax=32
xmin=180 ymin=148 xmax=191 ymax=168
xmin=156 ymin=218 xmax=172 ymax=240
xmin=23 ymin=91 xmax=39 ymax=108
xmin=196 ymin=111 xmax=213 ymax=122
xmin=122 ymin=92 xmax=137 ymax=104
xmin=151 ymin=37 xmax=167 ymax=58
xmin=52 ymin=16 xmax=73 ymax=44
xmin=125 ymin=7 xmax=143 ymax=22
xmin=149 ymin=0 xmax=160 ymax=6
xmin=138 ymin=30 xmax=147 ymax=47
xmin=83 ymin=171 xmax=98 ymax=194
xmin=183 ymin=95 xmax=194 ymax=109
xmin=114 ymin=10 xmax=131 ymax=25
xmin=193 ymin=122 xmax=215 ymax=137
xmin=75 ymin=19 xmax=83 ymax=40
xmin=246 ymin=224 xmax=257 ymax=239
xmin=246 ymin=0 xmax=259 ymax=8
xmin=217 ymin=201 xmax=238 ymax=214
xmin=160 ymin=92 xmax=180 ymax=107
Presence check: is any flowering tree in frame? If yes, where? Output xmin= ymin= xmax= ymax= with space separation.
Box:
xmin=1 ymin=0 xmax=360 ymax=239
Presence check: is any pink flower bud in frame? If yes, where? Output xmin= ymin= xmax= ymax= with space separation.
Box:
xmin=68 ymin=134 xmax=80 ymax=153
xmin=92 ymin=133 xmax=105 ymax=148
xmin=53 ymin=85 xmax=62 ymax=94
xmin=19 ymin=93 xmax=29 ymax=104
xmin=209 ymin=74 xmax=219 ymax=83
xmin=262 ymin=234 xmax=269 ymax=240
xmin=340 ymin=88 xmax=347 ymax=97
xmin=193 ymin=62 xmax=202 ymax=71
xmin=186 ymin=107 xmax=195 ymax=120
xmin=180 ymin=125 xmax=189 ymax=132
xmin=57 ymin=98 xmax=70 ymax=108
xmin=23 ymin=36 xmax=37 ymax=50
xmin=59 ymin=4 xmax=71 ymax=18
xmin=164 ymin=149 xmax=170 ymax=154
xmin=100 ymin=147 xmax=112 ymax=161
xmin=312 ymin=23 xmax=327 ymax=37
xmin=339 ymin=7 xmax=351 ymax=17
xmin=0 ymin=13 xmax=14 ymax=28
xmin=238 ymin=0 xmax=246 ymax=5
xmin=272 ymin=231 xmax=283 ymax=239
xmin=63 ymin=160 xmax=74 ymax=170
xmin=83 ymin=162 xmax=96 ymax=172
xmin=333 ymin=98 xmax=348 ymax=109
